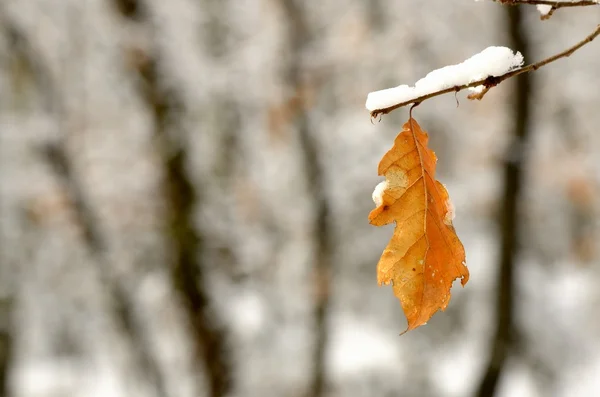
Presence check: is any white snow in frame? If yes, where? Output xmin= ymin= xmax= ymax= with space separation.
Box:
xmin=536 ymin=4 xmax=553 ymax=16
xmin=468 ymin=84 xmax=486 ymax=95
xmin=443 ymin=195 xmax=456 ymax=225
xmin=366 ymin=46 xmax=524 ymax=111
xmin=372 ymin=180 xmax=388 ymax=207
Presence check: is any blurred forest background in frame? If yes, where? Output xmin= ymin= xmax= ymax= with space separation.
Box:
xmin=1 ymin=0 xmax=600 ymax=396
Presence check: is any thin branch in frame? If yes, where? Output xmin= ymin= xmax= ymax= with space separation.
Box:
xmin=495 ymin=0 xmax=599 ymax=9
xmin=0 ymin=10 xmax=104 ymax=253
xmin=370 ymin=24 xmax=600 ymax=118
xmin=38 ymin=143 xmax=106 ymax=253
xmin=496 ymin=0 xmax=599 ymax=19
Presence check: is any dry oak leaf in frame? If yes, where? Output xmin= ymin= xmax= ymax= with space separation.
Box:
xmin=369 ymin=117 xmax=469 ymax=333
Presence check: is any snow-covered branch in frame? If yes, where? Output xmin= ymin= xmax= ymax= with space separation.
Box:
xmin=366 ymin=24 xmax=600 ymax=119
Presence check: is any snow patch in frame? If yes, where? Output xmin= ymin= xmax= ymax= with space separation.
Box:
xmin=444 ymin=196 xmax=455 ymax=225
xmin=536 ymin=4 xmax=553 ymax=16
xmin=468 ymin=84 xmax=486 ymax=95
xmin=366 ymin=46 xmax=524 ymax=111
xmin=372 ymin=180 xmax=388 ymax=207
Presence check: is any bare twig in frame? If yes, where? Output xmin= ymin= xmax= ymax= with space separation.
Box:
xmin=369 ymin=24 xmax=600 ymax=118
xmin=496 ymin=0 xmax=599 ymax=19
xmin=495 ymin=0 xmax=599 ymax=9
xmin=0 ymin=9 xmax=105 ymax=255
xmin=39 ymin=143 xmax=106 ymax=253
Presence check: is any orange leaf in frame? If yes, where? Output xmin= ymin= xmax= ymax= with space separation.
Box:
xmin=369 ymin=117 xmax=469 ymax=333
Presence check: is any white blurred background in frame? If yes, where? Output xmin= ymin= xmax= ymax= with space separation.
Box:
xmin=1 ymin=1 xmax=600 ymax=396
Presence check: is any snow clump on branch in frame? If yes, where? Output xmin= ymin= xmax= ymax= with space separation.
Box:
xmin=365 ymin=46 xmax=524 ymax=111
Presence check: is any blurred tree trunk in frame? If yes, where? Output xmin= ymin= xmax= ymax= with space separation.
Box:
xmin=0 ymin=300 xmax=12 ymax=397
xmin=2 ymin=10 xmax=170 ymax=396
xmin=110 ymin=1 xmax=234 ymax=395
xmin=279 ymin=2 xmax=334 ymax=396
xmin=475 ymin=5 xmax=532 ymax=397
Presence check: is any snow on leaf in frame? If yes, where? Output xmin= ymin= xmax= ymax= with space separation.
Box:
xmin=372 ymin=180 xmax=388 ymax=207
